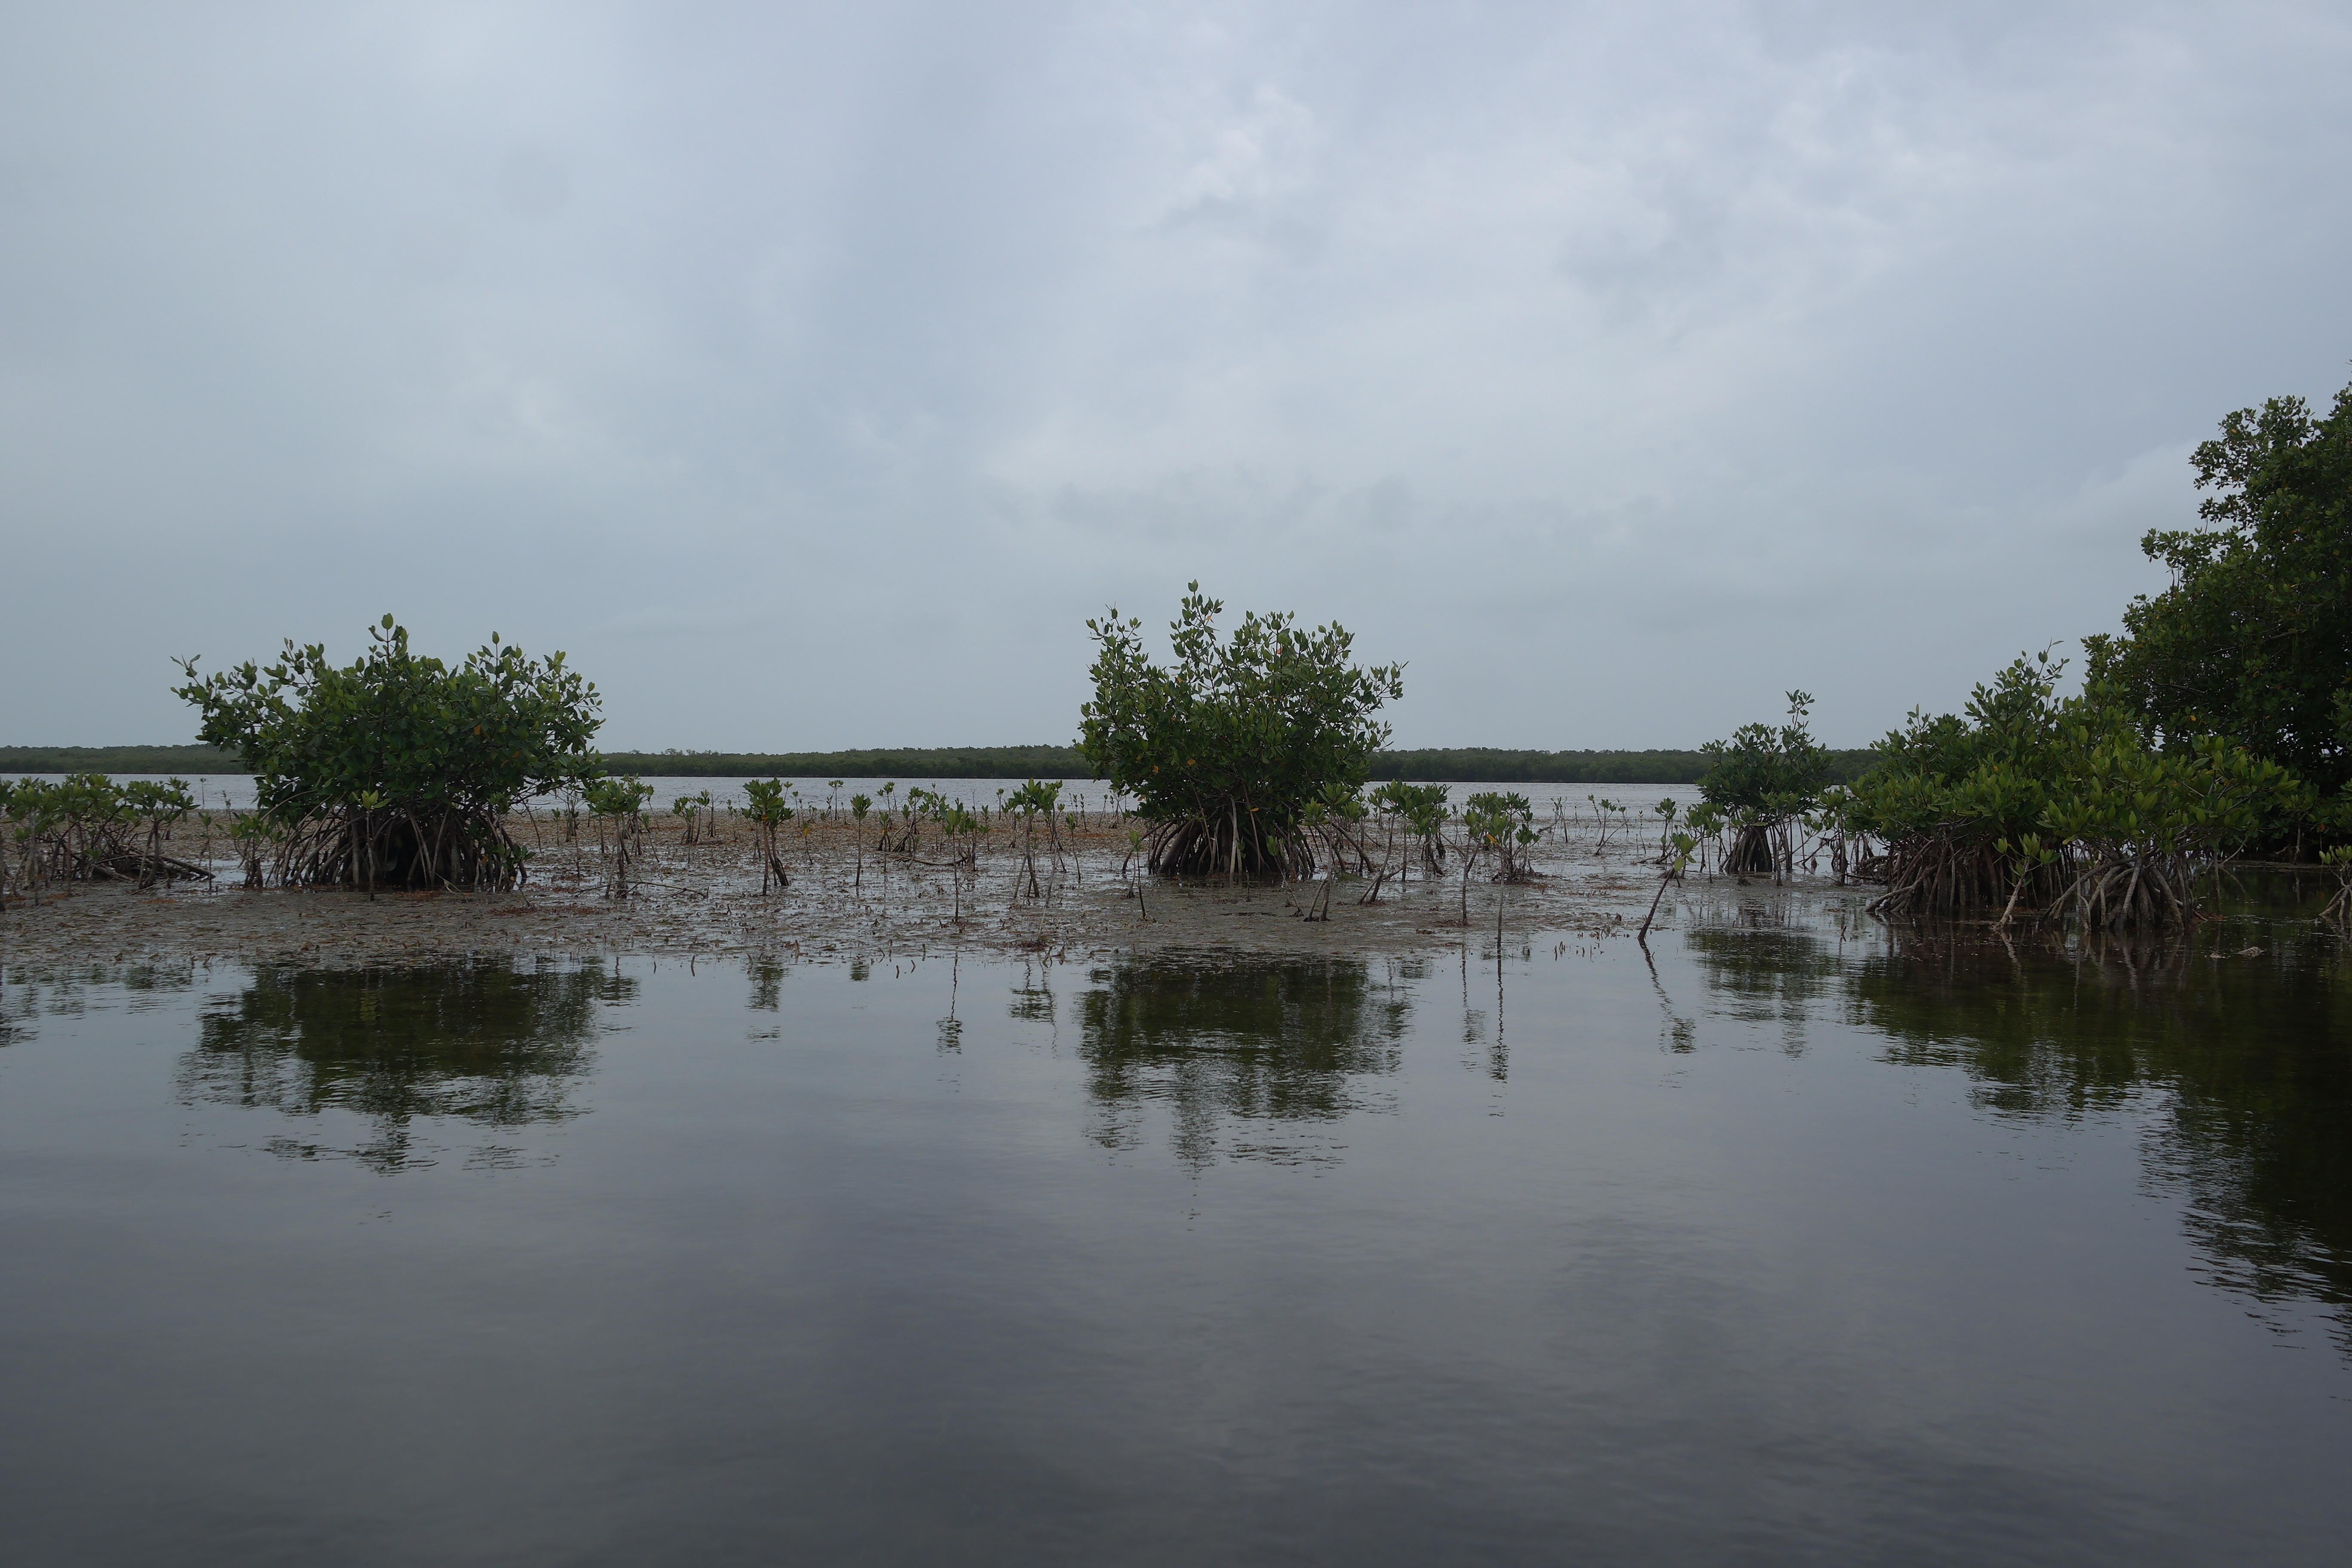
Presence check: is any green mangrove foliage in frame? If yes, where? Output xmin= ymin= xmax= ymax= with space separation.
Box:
xmin=1838 ymin=650 xmax=2307 ymax=929
xmin=584 ymin=777 xmax=653 ymax=895
xmin=669 ymin=789 xmax=715 ymax=847
xmin=1458 ymin=790 xmax=1538 ymax=925
xmin=2 ymin=774 xmax=207 ymax=897
xmin=1369 ymin=782 xmax=1450 ymax=884
xmin=2088 ymin=375 xmax=2352 ymax=797
xmin=1004 ymin=779 xmax=1063 ymax=897
xmin=1699 ymin=692 xmax=1834 ymax=876
xmin=740 ymin=778 xmax=794 ymax=894
xmin=1461 ymin=791 xmax=1538 ymax=883
xmin=1302 ymin=781 xmax=1377 ymax=878
xmin=174 ymin=616 xmax=601 ymax=891
xmin=1079 ymin=584 xmax=1403 ymax=878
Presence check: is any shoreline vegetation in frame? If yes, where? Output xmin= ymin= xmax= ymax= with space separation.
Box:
xmin=0 ymin=793 xmax=1680 ymax=969
xmin=0 ymin=743 xmax=1881 ymax=785
xmin=12 ymin=371 xmax=2348 ymax=944
xmin=7 ymin=787 xmax=2321 ymax=976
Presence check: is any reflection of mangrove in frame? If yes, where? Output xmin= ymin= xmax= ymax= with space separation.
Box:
xmin=179 ymin=961 xmax=635 ymax=1168
xmin=1076 ymin=955 xmax=1409 ymax=1165
xmin=1679 ymin=922 xmax=1847 ymax=1056
xmin=1691 ymin=922 xmax=2352 ymax=1351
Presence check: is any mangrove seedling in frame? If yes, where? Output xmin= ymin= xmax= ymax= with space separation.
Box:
xmin=1638 ymin=831 xmax=1699 ymax=943
xmin=1004 ymin=779 xmax=1063 ymax=899
xmin=585 ymin=776 xmax=654 ymax=896
xmin=742 ymin=778 xmax=795 ymax=895
xmin=849 ymin=793 xmax=872 ymax=890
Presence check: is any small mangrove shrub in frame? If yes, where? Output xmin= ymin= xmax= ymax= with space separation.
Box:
xmin=2 ymin=774 xmax=208 ymax=896
xmin=1699 ymin=692 xmax=1834 ymax=876
xmin=174 ymin=616 xmax=600 ymax=890
xmin=1080 ymin=584 xmax=1403 ymax=878
xmin=585 ymin=776 xmax=653 ymax=895
xmin=741 ymin=778 xmax=795 ymax=894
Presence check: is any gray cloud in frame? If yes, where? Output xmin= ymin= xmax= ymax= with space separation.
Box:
xmin=3 ymin=0 xmax=2347 ymax=750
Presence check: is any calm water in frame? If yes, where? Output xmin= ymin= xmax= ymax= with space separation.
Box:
xmin=3 ymin=891 xmax=2349 ymax=1564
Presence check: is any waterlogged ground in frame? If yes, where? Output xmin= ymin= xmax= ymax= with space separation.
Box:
xmin=3 ymin=878 xmax=2348 ymax=1565
xmin=0 ymin=786 xmax=1695 ymax=968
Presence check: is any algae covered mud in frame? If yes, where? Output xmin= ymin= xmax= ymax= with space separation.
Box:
xmin=4 ymin=864 xmax=2351 ymax=1564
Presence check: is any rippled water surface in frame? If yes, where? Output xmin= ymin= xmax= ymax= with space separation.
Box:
xmin=4 ymin=893 xmax=2349 ymax=1565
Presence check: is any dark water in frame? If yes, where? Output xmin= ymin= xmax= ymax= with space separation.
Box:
xmin=4 ymin=892 xmax=2349 ymax=1565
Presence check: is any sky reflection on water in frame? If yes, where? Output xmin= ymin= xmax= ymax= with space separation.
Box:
xmin=2 ymin=897 xmax=2349 ymax=1564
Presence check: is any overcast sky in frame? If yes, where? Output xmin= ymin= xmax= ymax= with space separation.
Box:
xmin=4 ymin=0 xmax=2348 ymax=751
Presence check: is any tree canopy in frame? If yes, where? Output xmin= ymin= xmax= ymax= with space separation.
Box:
xmin=1078 ymin=584 xmax=1403 ymax=876
xmin=1697 ymin=692 xmax=1834 ymax=873
xmin=1699 ymin=691 xmax=1833 ymax=818
xmin=2089 ymin=376 xmax=2352 ymax=794
xmin=174 ymin=615 xmax=601 ymax=888
xmin=1835 ymin=649 xmax=2306 ymax=926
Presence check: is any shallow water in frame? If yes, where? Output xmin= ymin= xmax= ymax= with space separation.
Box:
xmin=11 ymin=772 xmax=1700 ymax=821
xmin=3 ymin=893 xmax=2348 ymax=1565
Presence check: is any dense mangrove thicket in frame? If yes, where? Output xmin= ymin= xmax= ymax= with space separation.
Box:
xmin=1079 ymin=585 xmax=1403 ymax=877
xmin=173 ymin=616 xmax=602 ymax=891
xmin=2089 ymin=376 xmax=2352 ymax=798
xmin=0 ymin=745 xmax=244 ymax=775
xmin=1682 ymin=373 xmax=2352 ymax=931
xmin=1832 ymin=651 xmax=2311 ymax=929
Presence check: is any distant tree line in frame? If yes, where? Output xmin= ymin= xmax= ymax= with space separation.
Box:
xmin=1365 ymin=747 xmax=1879 ymax=785
xmin=3 ymin=741 xmax=1876 ymax=786
xmin=597 ymin=746 xmax=1097 ymax=779
xmin=1 ymin=745 xmax=242 ymax=775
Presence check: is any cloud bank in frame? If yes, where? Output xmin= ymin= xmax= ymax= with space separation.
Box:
xmin=4 ymin=0 xmax=2348 ymax=748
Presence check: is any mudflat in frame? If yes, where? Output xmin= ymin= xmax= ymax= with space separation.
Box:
xmin=1 ymin=809 xmax=1685 ymax=969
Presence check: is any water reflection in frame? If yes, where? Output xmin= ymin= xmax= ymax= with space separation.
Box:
xmin=1688 ymin=918 xmax=2352 ymax=1352
xmin=1681 ymin=925 xmax=1845 ymax=1057
xmin=178 ymin=960 xmax=636 ymax=1171
xmin=2 ymin=960 xmax=205 ymax=1041
xmin=1075 ymin=954 xmax=1411 ymax=1168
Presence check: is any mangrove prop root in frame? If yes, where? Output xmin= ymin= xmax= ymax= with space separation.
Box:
xmin=1866 ymin=827 xmax=2205 ymax=932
